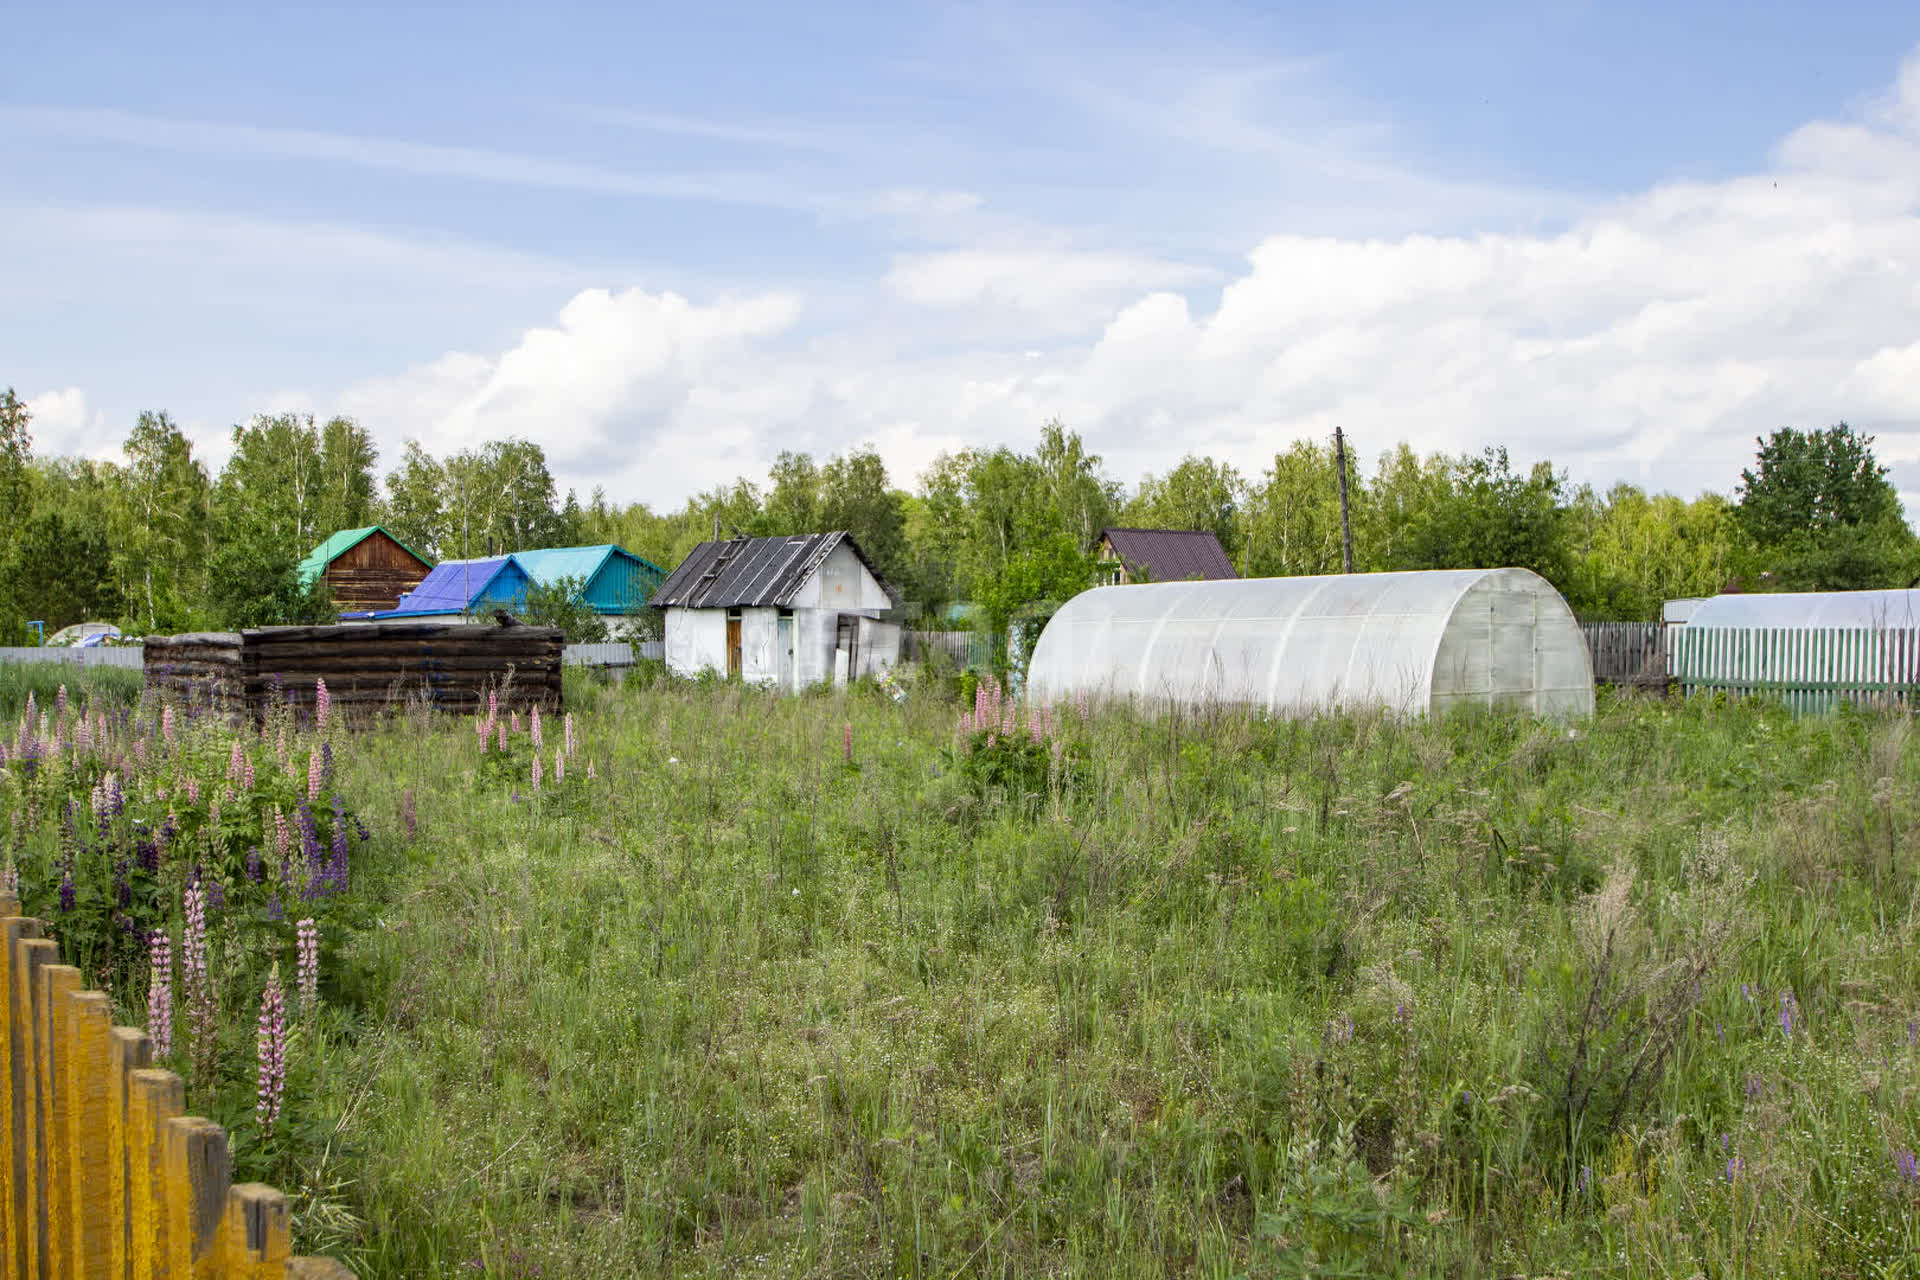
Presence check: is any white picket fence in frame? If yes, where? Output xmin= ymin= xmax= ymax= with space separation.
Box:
xmin=0 ymin=646 xmax=143 ymax=669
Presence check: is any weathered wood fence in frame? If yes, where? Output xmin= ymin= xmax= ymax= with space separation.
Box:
xmin=1 ymin=895 xmax=351 ymax=1278
xmin=146 ymin=622 xmax=564 ymax=722
xmin=904 ymin=630 xmax=977 ymax=669
xmin=1671 ymin=625 xmax=1920 ymax=714
xmin=1580 ymin=622 xmax=1665 ymax=687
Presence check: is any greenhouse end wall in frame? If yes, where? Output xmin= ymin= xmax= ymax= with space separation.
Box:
xmin=1026 ymin=568 xmax=1593 ymax=719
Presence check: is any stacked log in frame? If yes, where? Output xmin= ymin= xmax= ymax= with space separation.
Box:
xmin=142 ymin=632 xmax=245 ymax=719
xmin=244 ymin=622 xmax=563 ymax=720
xmin=144 ymin=622 xmax=563 ymax=723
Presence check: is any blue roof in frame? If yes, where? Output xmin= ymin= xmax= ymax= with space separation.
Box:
xmin=514 ymin=544 xmax=665 ymax=615
xmin=375 ymin=555 xmax=531 ymax=618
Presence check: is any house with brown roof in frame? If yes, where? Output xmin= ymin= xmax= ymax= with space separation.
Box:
xmin=1096 ymin=528 xmax=1238 ymax=585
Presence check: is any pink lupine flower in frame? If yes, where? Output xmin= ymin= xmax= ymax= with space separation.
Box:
xmin=241 ymin=756 xmax=255 ymax=790
xmin=307 ymin=748 xmax=323 ymax=802
xmin=256 ymin=965 xmax=286 ymax=1135
xmin=488 ymin=688 xmax=499 ymax=719
xmin=564 ymin=712 xmax=576 ymax=757
xmin=184 ymin=776 xmax=200 ymax=807
xmin=496 ymin=720 xmax=507 ymax=753
xmin=183 ymin=882 xmax=215 ymax=1056
xmin=134 ymin=737 xmax=148 ymax=766
xmin=161 ymin=705 xmax=176 ymax=745
xmin=554 ymin=748 xmax=564 ymax=784
xmin=475 ymin=715 xmax=489 ymax=749
xmin=273 ymin=804 xmax=291 ymax=862
xmin=510 ymin=710 xmax=521 ymax=733
xmin=531 ymin=751 xmax=543 ymax=791
xmin=147 ymin=931 xmax=173 ymax=1058
xmin=296 ymin=918 xmax=320 ymax=1014
xmin=276 ymin=725 xmax=289 ymax=775
xmin=314 ymin=678 xmax=331 ymax=732
xmin=55 ymin=684 xmax=67 ymax=718
xmin=531 ymin=705 xmax=543 ymax=750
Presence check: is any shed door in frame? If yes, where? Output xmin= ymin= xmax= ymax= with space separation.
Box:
xmin=727 ymin=614 xmax=743 ymax=679
xmin=835 ymin=614 xmax=858 ymax=683
xmin=777 ymin=613 xmax=794 ymax=690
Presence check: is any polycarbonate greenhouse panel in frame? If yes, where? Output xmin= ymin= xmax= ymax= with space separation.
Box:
xmin=1680 ymin=588 xmax=1920 ymax=629
xmin=1026 ymin=568 xmax=1593 ymax=719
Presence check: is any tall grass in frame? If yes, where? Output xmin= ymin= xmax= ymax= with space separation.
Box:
xmin=0 ymin=659 xmax=143 ymax=717
xmin=287 ymin=685 xmax=1918 ymax=1275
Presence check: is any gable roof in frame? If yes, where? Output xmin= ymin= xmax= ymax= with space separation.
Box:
xmin=653 ymin=531 xmax=898 ymax=610
xmin=1099 ymin=528 xmax=1238 ymax=582
xmin=514 ymin=544 xmax=666 ymax=612
xmin=379 ymin=555 xmax=529 ymax=616
xmin=296 ymin=526 xmax=432 ymax=586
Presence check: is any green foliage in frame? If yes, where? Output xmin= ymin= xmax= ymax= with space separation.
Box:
xmin=1126 ymin=454 xmax=1246 ymax=565
xmin=0 ymin=510 xmax=122 ymax=640
xmin=1736 ymin=424 xmax=1916 ymax=590
xmin=518 ymin=574 xmax=608 ymax=643
xmin=207 ymin=532 xmax=337 ymax=629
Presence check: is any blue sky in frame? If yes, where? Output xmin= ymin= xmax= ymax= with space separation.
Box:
xmin=6 ymin=1 xmax=1920 ymax=510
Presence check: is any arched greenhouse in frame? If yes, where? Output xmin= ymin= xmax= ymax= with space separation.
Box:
xmin=1678 ymin=587 xmax=1920 ymax=629
xmin=1026 ymin=568 xmax=1594 ymax=718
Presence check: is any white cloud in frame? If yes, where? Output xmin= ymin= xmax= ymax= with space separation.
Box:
xmin=24 ymin=388 xmax=114 ymax=460
xmin=887 ymin=249 xmax=1212 ymax=328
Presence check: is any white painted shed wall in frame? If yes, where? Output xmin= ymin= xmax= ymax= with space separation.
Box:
xmin=664 ymin=609 xmax=727 ymax=679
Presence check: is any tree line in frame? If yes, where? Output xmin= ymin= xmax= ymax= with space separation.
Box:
xmin=2 ymin=385 xmax=1913 ymax=642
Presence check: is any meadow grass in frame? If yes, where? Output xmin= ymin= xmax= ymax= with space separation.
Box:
xmin=0 ymin=659 xmax=143 ymax=718
xmin=297 ymin=678 xmax=1920 ymax=1278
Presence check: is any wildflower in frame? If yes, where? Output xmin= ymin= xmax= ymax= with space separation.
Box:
xmin=272 ymin=805 xmax=291 ymax=862
xmin=476 ymin=715 xmax=489 ymax=750
xmin=58 ymin=865 xmax=74 ymax=913
xmin=1725 ymin=1155 xmax=1742 ymax=1183
xmin=314 ymin=677 xmax=331 ymax=732
xmin=555 ymin=748 xmax=564 ymax=784
xmin=246 ymin=848 xmax=263 ymax=882
xmin=228 ymin=740 xmax=245 ymax=783
xmin=843 ymin=721 xmax=853 ymax=763
xmin=531 ymin=705 xmax=543 ymax=750
xmin=1780 ymin=990 xmax=1796 ymax=1038
xmin=497 ymin=720 xmax=507 ymax=753
xmin=1896 ymin=1148 xmax=1919 ymax=1185
xmin=320 ymin=740 xmax=334 ymax=792
xmin=147 ymin=931 xmax=173 ymax=1057
xmin=266 ymin=893 xmax=283 ymax=923
xmin=276 ymin=725 xmax=289 ymax=775
xmin=488 ymin=688 xmax=499 ymax=719
xmin=564 ymin=712 xmax=575 ymax=757
xmin=296 ymin=918 xmax=320 ymax=1014
xmin=183 ymin=776 xmax=200 ymax=807
xmin=256 ymin=964 xmax=286 ymax=1135
xmin=531 ymin=751 xmax=543 ymax=791
xmin=328 ymin=794 xmax=350 ymax=892
xmin=55 ymin=683 xmax=67 ymax=717
xmin=307 ymin=748 xmax=323 ymax=802
xmin=511 ymin=710 xmax=521 ymax=733
xmin=206 ymin=878 xmax=225 ymax=912
xmin=161 ymin=704 xmax=176 ymax=745
xmin=240 ymin=755 xmax=254 ymax=790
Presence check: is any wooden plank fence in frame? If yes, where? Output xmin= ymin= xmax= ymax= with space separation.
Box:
xmin=1 ymin=894 xmax=351 ymax=1278
xmin=904 ymin=631 xmax=976 ymax=669
xmin=1580 ymin=622 xmax=1665 ymax=687
xmin=1670 ymin=625 xmax=1920 ymax=714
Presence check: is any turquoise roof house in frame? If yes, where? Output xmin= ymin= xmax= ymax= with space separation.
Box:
xmin=513 ymin=544 xmax=665 ymax=616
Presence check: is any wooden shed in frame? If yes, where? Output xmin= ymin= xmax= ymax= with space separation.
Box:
xmin=298 ymin=527 xmax=434 ymax=613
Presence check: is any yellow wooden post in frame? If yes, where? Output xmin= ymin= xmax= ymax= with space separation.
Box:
xmin=221 ymin=1184 xmax=291 ymax=1279
xmin=163 ymin=1115 xmax=229 ymax=1278
xmin=15 ymin=937 xmax=57 ymax=1280
xmin=111 ymin=1027 xmax=154 ymax=1280
xmin=36 ymin=964 xmax=81 ymax=1280
xmin=2 ymin=912 xmax=42 ymax=1280
xmin=287 ymin=1260 xmax=356 ymax=1279
xmin=66 ymin=990 xmax=114 ymax=1278
xmin=129 ymin=1068 xmax=184 ymax=1280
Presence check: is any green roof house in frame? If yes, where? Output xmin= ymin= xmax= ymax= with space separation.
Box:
xmin=297 ymin=526 xmax=435 ymax=614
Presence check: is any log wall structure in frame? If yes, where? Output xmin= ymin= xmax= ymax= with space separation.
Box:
xmin=146 ymin=622 xmax=563 ymax=722
xmin=0 ymin=893 xmax=353 ymax=1278
xmin=319 ymin=531 xmax=431 ymax=615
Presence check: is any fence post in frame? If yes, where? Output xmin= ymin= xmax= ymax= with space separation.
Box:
xmin=36 ymin=964 xmax=81 ymax=1280
xmin=223 ymin=1183 xmax=292 ymax=1278
xmin=65 ymin=989 xmax=113 ymax=1277
xmin=110 ymin=1027 xmax=153 ymax=1280
xmin=129 ymin=1067 xmax=185 ymax=1278
xmin=3 ymin=904 xmax=41 ymax=1280
xmin=16 ymin=937 xmax=58 ymax=1280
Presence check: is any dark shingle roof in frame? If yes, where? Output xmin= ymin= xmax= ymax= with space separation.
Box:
xmin=652 ymin=531 xmax=899 ymax=609
xmin=1099 ymin=528 xmax=1238 ymax=582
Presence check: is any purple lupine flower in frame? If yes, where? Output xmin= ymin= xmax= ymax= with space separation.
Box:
xmin=1895 ymin=1148 xmax=1919 ymax=1185
xmin=246 ymin=848 xmax=263 ymax=882
xmin=58 ymin=865 xmax=75 ymax=913
xmin=256 ymin=964 xmax=286 ymax=1135
xmin=328 ymin=793 xmax=349 ymax=893
xmin=314 ymin=677 xmax=331 ymax=732
xmin=1780 ymin=990 xmax=1796 ymax=1038
xmin=113 ymin=859 xmax=131 ymax=907
xmin=147 ymin=930 xmax=173 ymax=1057
xmin=266 ymin=892 xmax=284 ymax=922
xmin=206 ymin=878 xmax=225 ymax=912
xmin=1725 ymin=1155 xmax=1742 ymax=1183
xmin=296 ymin=918 xmax=320 ymax=1014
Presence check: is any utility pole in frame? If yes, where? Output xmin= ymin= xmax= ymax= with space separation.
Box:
xmin=1333 ymin=426 xmax=1355 ymax=574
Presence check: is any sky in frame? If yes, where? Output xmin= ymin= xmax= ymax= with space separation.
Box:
xmin=6 ymin=0 xmax=1920 ymax=515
